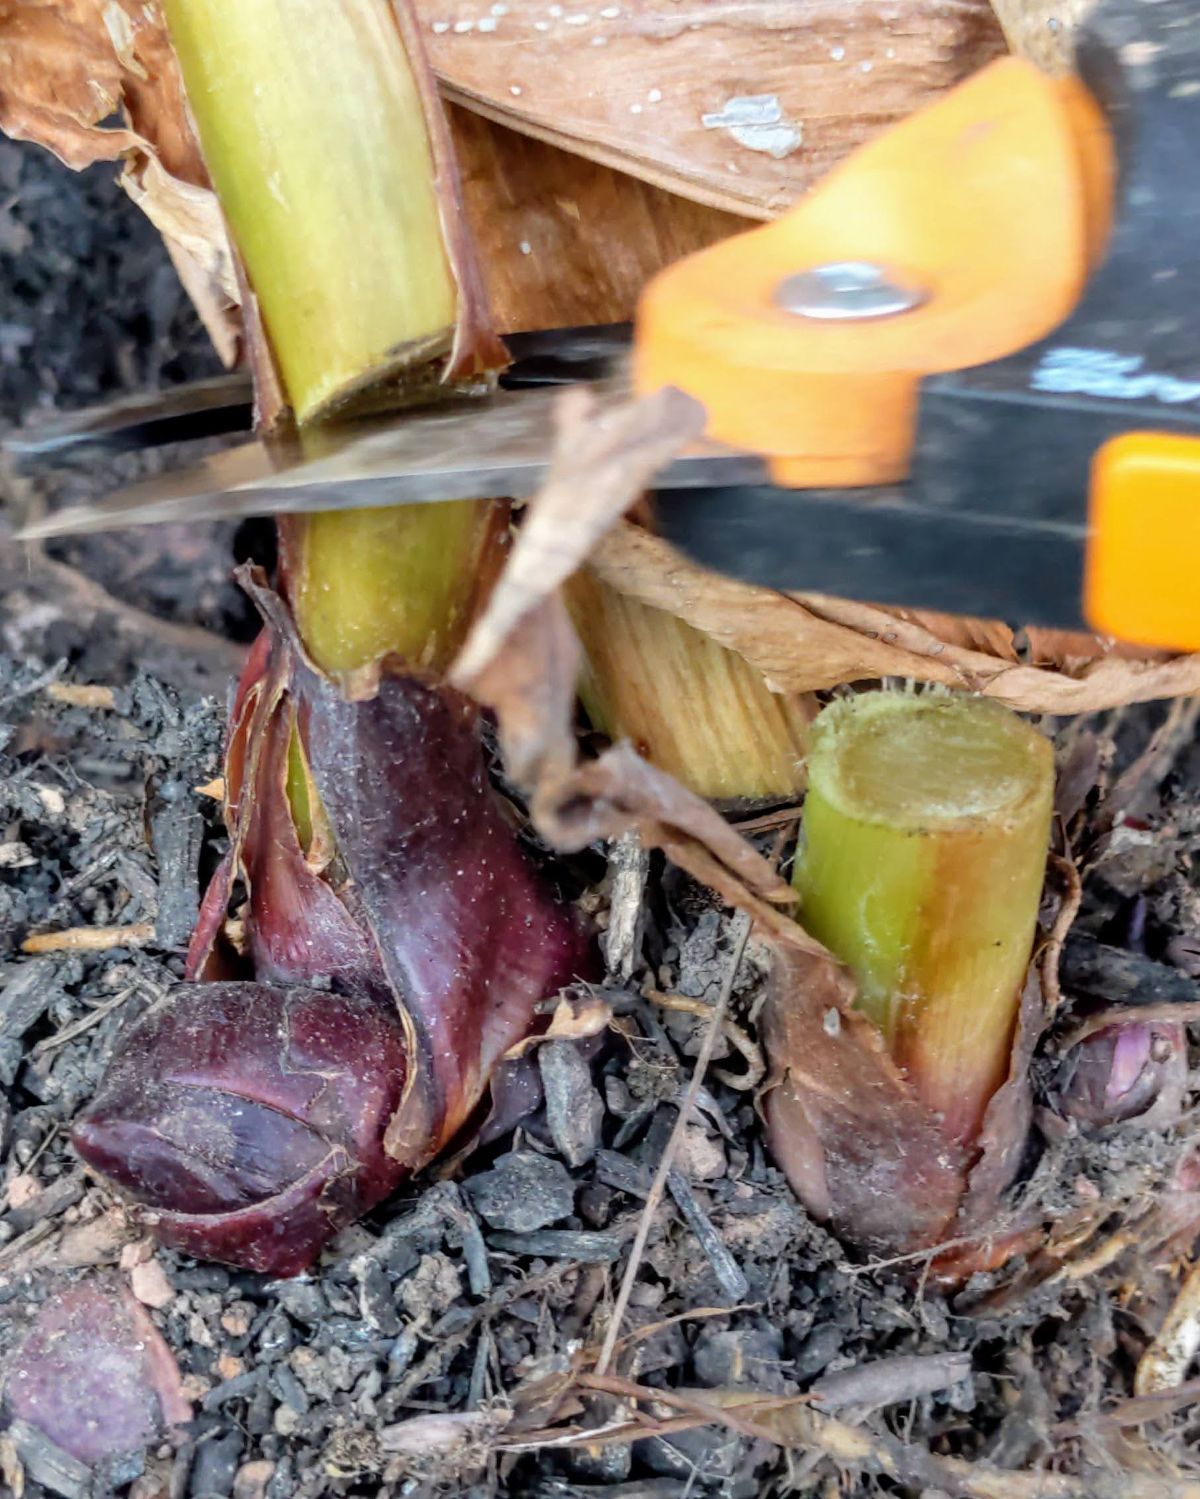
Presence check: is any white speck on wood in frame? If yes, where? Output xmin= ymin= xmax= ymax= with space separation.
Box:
xmin=431 ymin=18 xmax=450 ymax=30
xmin=510 ymin=83 xmax=523 ymax=94
xmin=647 ymin=88 xmax=663 ymax=102
xmin=519 ymin=240 xmax=532 ymax=255
xmin=701 ymin=94 xmax=803 ymax=160
xmin=453 ymin=18 xmax=474 ymax=31
xmin=830 ymin=43 xmax=846 ymax=60
xmin=477 ymin=15 xmax=498 ymax=30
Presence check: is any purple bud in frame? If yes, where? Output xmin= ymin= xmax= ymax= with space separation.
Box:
xmin=72 ymin=982 xmax=408 ymax=1275
xmin=1056 ymin=1020 xmax=1186 ymax=1128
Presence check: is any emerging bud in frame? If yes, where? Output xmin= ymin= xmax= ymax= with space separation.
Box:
xmin=72 ymin=982 xmax=408 ymax=1276
xmin=1056 ymin=1020 xmax=1186 ymax=1128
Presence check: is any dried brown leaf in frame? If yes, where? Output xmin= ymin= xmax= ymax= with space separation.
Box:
xmin=591 ymin=522 xmax=1200 ymax=712
xmin=451 ymin=388 xmax=795 ymax=922
xmin=419 ymin=0 xmax=1007 ymax=218
xmin=760 ymin=933 xmax=968 ymax=1254
xmin=503 ymin=990 xmax=613 ymax=1060
xmin=453 ymin=385 xmax=706 ymax=687
xmin=0 ymin=0 xmax=239 ymax=361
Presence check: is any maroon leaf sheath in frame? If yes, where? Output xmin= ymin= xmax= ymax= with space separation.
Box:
xmin=73 ymin=983 xmax=409 ymax=1276
xmin=79 ymin=584 xmax=595 ymax=1272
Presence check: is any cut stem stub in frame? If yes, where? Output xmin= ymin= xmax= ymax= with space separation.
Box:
xmin=566 ymin=569 xmax=810 ymax=802
xmin=795 ymin=691 xmax=1053 ymax=1148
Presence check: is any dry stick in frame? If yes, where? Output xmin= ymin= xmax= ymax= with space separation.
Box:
xmin=21 ymin=923 xmax=156 ymax=955
xmin=583 ymin=1372 xmax=1200 ymax=1499
xmin=1040 ymin=851 xmax=1083 ymax=1017
xmin=592 ymin=910 xmax=753 ymax=1377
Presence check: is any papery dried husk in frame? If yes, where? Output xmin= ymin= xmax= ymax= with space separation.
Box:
xmin=588 ymin=522 xmax=1200 ymax=713
xmin=420 ymin=0 xmax=1009 ymax=217
xmin=0 ymin=0 xmax=239 ymax=357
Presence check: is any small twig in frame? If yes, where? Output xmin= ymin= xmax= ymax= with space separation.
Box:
xmin=579 ymin=1370 xmax=799 ymax=1443
xmin=21 ymin=923 xmax=155 ymax=955
xmin=614 ymin=1304 xmax=759 ymax=1354
xmin=593 ymin=911 xmax=752 ymax=1377
xmin=31 ymin=987 xmax=136 ymax=1058
xmin=1057 ymin=1376 xmax=1200 ymax=1435
xmin=562 ymin=1370 xmax=1200 ymax=1498
xmin=1136 ymin=1259 xmax=1200 ymax=1396
xmin=1040 ymin=852 xmax=1082 ymax=1017
xmin=644 ymin=989 xmax=765 ymax=1091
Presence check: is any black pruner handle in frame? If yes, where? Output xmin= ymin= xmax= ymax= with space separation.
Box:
xmin=909 ymin=0 xmax=1200 ymax=649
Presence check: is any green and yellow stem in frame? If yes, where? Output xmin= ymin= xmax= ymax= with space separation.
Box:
xmin=566 ymin=569 xmax=810 ymax=802
xmin=161 ymin=0 xmax=470 ymax=425
xmin=279 ymin=501 xmax=505 ymax=680
xmin=794 ymin=691 xmax=1053 ymax=1148
xmin=162 ymin=0 xmax=510 ymax=680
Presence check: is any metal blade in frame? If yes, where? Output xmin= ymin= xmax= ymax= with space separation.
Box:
xmin=19 ymin=376 xmax=766 ymax=539
xmin=7 ymin=373 xmax=254 ymax=460
xmin=3 ymin=323 xmax=634 ymax=462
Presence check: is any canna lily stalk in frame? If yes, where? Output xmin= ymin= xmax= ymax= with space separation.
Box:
xmin=794 ymin=691 xmax=1054 ymax=1149
xmin=764 ymin=690 xmax=1054 ymax=1254
xmin=71 ymin=0 xmax=596 ymax=1274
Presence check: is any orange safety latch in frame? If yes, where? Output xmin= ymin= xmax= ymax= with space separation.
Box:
xmin=634 ymin=59 xmax=1113 ymax=490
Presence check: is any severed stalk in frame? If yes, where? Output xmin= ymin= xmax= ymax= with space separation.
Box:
xmin=160 ymin=0 xmax=504 ymax=424
xmin=794 ymin=690 xmax=1053 ymax=1148
xmin=566 ymin=570 xmax=810 ymax=801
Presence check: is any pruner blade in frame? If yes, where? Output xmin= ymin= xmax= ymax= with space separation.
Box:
xmin=18 ymin=376 xmax=765 ymax=540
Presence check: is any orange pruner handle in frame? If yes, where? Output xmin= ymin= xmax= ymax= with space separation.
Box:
xmin=633 ymin=58 xmax=1113 ymax=490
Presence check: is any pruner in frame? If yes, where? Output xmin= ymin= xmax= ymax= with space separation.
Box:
xmin=12 ymin=0 xmax=1200 ymax=652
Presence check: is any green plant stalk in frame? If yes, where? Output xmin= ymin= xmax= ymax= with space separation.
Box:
xmin=794 ymin=691 xmax=1053 ymax=1148
xmin=161 ymin=0 xmax=462 ymax=425
xmin=163 ymin=0 xmax=509 ymax=675
xmin=280 ymin=501 xmax=504 ymax=679
xmin=566 ymin=569 xmax=810 ymax=801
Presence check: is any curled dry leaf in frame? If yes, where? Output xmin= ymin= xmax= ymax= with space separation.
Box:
xmin=590 ymin=522 xmax=1200 ymax=713
xmin=2 ymin=1278 xmax=191 ymax=1465
xmin=451 ymin=387 xmax=798 ymax=932
xmin=762 ymin=946 xmax=1046 ymax=1257
xmin=0 ymin=0 xmax=238 ymax=359
xmin=503 ymin=990 xmax=613 ymax=1060
xmin=419 ymin=0 xmax=1007 ymax=218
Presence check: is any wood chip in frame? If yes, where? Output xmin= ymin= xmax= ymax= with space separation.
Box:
xmin=1136 ymin=1261 xmax=1200 ymax=1395
xmin=129 ymin=1259 xmax=175 ymax=1309
xmin=21 ymin=922 xmax=156 ymax=954
xmin=43 ymin=681 xmax=117 ymax=709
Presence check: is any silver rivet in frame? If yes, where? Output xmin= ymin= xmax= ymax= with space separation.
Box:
xmin=774 ymin=261 xmax=927 ymax=321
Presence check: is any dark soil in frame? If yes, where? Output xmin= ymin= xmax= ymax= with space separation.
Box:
xmin=1 ymin=140 xmax=1200 ymax=1499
